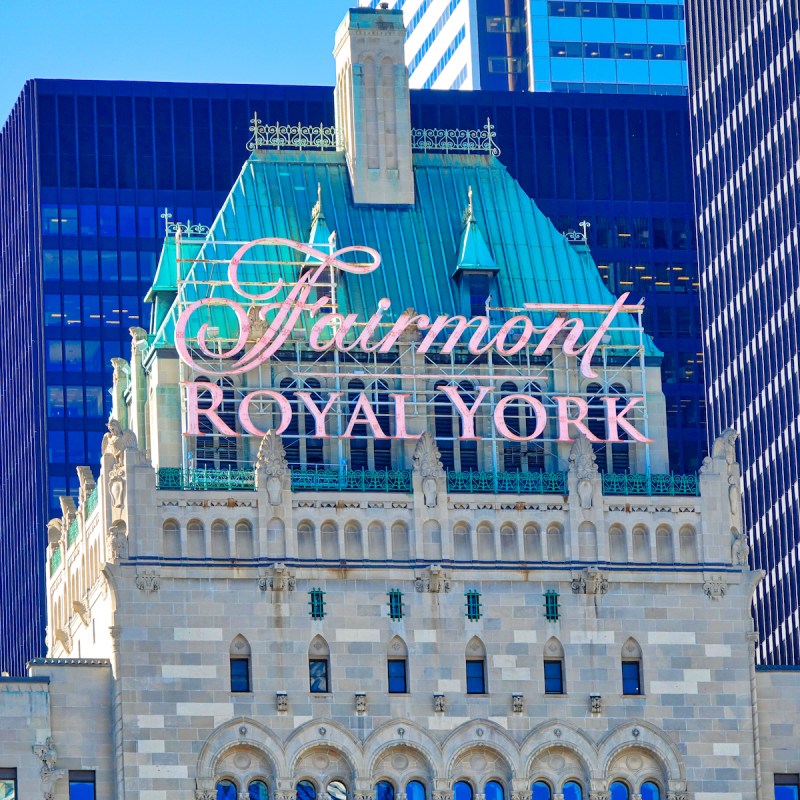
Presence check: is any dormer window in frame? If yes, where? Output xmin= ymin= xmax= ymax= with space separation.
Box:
xmin=464 ymin=272 xmax=494 ymax=317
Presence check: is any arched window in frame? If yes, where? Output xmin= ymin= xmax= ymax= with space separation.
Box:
xmin=531 ymin=782 xmax=551 ymax=800
xmin=235 ymin=520 xmax=254 ymax=559
xmin=388 ymin=636 xmax=408 ymax=694
xmin=348 ymin=380 xmax=368 ymax=470
xmin=163 ymin=519 xmax=181 ymax=558
xmin=372 ymin=380 xmax=392 ymax=470
xmin=187 ymin=519 xmax=205 ymax=558
xmin=466 ymin=637 xmax=487 ymax=694
xmin=562 ymin=782 xmax=582 ymax=800
xmin=622 ymin=637 xmax=643 ymax=695
xmin=249 ymin=781 xmax=269 ymax=800
xmin=347 ymin=380 xmax=392 ymax=470
xmin=304 ymin=378 xmax=324 ymax=465
xmin=308 ymin=636 xmax=330 ymax=693
xmin=229 ymin=635 xmax=251 ymax=693
xmin=500 ymin=381 xmax=545 ymax=472
xmin=453 ymin=783 xmax=473 ymax=800
xmin=217 ymin=781 xmax=238 ymax=800
xmin=211 ymin=520 xmax=230 ymax=559
xmin=655 ymin=526 xmax=674 ymax=564
xmin=543 ymin=637 xmax=565 ymax=694
xmin=485 ymin=782 xmax=504 ymax=800
xmin=296 ymin=781 xmax=316 ymax=800
xmin=434 ymin=388 xmax=455 ymax=471
xmin=195 ymin=377 xmax=238 ymax=469
xmin=609 ymin=782 xmax=629 ymax=800
xmin=327 ymin=781 xmax=347 ymax=800
xmin=609 ymin=384 xmax=630 ymax=473
xmin=586 ymin=382 xmax=630 ymax=474
xmin=406 ymin=781 xmax=426 ymax=800
xmin=375 ymin=782 xmax=395 ymax=800
xmin=279 ymin=378 xmax=301 ymax=465
xmin=640 ymin=783 xmax=660 ymax=800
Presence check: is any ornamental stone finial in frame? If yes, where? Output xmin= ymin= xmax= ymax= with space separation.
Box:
xmin=255 ymin=431 xmax=290 ymax=505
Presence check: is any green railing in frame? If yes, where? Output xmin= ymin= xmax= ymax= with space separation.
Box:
xmin=67 ymin=517 xmax=79 ymax=549
xmin=447 ymin=470 xmax=568 ymax=494
xmin=601 ymin=473 xmax=700 ymax=496
xmin=50 ymin=545 xmax=62 ymax=575
xmin=85 ymin=485 xmax=98 ymax=516
xmin=156 ymin=467 xmax=256 ymax=491
xmin=291 ymin=467 xmax=412 ymax=492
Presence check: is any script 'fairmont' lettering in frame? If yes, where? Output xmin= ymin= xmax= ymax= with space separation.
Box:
xmin=176 ymin=238 xmax=653 ymax=444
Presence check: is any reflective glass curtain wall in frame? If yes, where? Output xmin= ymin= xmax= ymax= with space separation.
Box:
xmin=686 ymin=0 xmax=800 ymax=664
xmin=0 ymin=79 xmax=702 ymax=674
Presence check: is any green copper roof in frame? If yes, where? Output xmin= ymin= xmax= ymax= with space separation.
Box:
xmin=149 ymin=149 xmax=660 ymax=358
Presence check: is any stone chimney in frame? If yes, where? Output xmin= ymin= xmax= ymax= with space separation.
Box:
xmin=333 ymin=7 xmax=415 ymax=205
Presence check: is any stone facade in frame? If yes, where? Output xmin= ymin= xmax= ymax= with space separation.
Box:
xmin=2 ymin=8 xmax=798 ymax=800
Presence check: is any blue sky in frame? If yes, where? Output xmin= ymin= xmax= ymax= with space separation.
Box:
xmin=0 ymin=0 xmax=354 ymax=122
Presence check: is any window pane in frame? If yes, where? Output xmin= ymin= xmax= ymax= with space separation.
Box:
xmin=454 ymin=783 xmax=473 ymax=800
xmin=48 ymin=386 xmax=65 ymax=417
xmin=388 ymin=659 xmax=407 ymax=693
xmin=249 ymin=782 xmax=269 ymax=800
xmin=640 ymin=783 xmax=659 ymax=800
xmin=328 ymin=782 xmax=347 ymax=800
xmin=0 ymin=770 xmax=17 ymax=800
xmin=407 ymin=781 xmax=426 ymax=800
xmin=218 ymin=781 xmax=238 ymax=800
xmin=69 ymin=774 xmax=96 ymax=800
xmin=544 ymin=660 xmax=563 ymax=694
xmin=466 ymin=660 xmax=486 ymax=693
xmin=485 ymin=782 xmax=504 ymax=800
xmin=622 ymin=661 xmax=641 ymax=695
xmin=230 ymin=657 xmax=250 ymax=692
xmin=563 ymin=782 xmax=582 ymax=800
xmin=296 ymin=782 xmax=316 ymax=800
xmin=609 ymin=783 xmax=629 ymax=800
xmin=531 ymin=782 xmax=551 ymax=800
xmin=775 ymin=775 xmax=799 ymax=800
xmin=309 ymin=659 xmax=329 ymax=693
xmin=376 ymin=782 xmax=395 ymax=800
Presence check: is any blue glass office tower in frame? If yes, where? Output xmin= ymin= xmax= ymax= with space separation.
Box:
xmin=686 ymin=0 xmax=800 ymax=664
xmin=0 ymin=79 xmax=701 ymax=674
xmin=362 ymin=0 xmax=688 ymax=94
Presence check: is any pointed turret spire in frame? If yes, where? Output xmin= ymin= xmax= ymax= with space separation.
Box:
xmin=454 ymin=186 xmax=499 ymax=276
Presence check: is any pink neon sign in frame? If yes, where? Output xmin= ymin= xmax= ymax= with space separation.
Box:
xmin=175 ymin=238 xmax=652 ymax=444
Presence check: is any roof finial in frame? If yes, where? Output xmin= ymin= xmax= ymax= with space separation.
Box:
xmin=468 ymin=185 xmax=474 ymax=217
xmin=311 ymin=182 xmax=323 ymax=222
xmin=579 ymin=220 xmax=591 ymax=242
xmin=463 ymin=185 xmax=475 ymax=227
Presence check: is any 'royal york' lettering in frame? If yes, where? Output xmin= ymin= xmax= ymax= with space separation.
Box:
xmin=176 ymin=238 xmax=652 ymax=444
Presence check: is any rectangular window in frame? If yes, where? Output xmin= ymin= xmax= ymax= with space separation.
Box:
xmin=465 ymin=590 xmax=481 ymax=620
xmin=544 ymin=660 xmax=564 ymax=694
xmin=309 ymin=658 xmax=329 ymax=693
xmin=230 ymin=657 xmax=251 ymax=692
xmin=388 ymin=590 xmax=404 ymax=620
xmin=69 ymin=771 xmax=96 ymax=800
xmin=622 ymin=660 xmax=642 ymax=695
xmin=544 ymin=590 xmax=560 ymax=621
xmin=309 ymin=588 xmax=326 ymax=620
xmin=775 ymin=775 xmax=800 ymax=800
xmin=466 ymin=659 xmax=486 ymax=694
xmin=0 ymin=769 xmax=17 ymax=800
xmin=388 ymin=659 xmax=408 ymax=693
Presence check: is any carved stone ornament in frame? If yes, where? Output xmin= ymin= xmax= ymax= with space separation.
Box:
xmin=355 ymin=692 xmax=367 ymax=713
xmin=512 ymin=693 xmax=524 ymax=713
xmin=588 ymin=793 xmax=610 ymax=800
xmin=108 ymin=466 xmax=126 ymax=512
xmin=731 ymin=528 xmax=750 ymax=568
xmin=72 ymin=600 xmax=91 ymax=627
xmin=432 ymin=792 xmax=454 ymax=800
xmin=413 ymin=432 xmax=444 ymax=508
xmin=255 ymin=431 xmax=289 ymax=506
xmin=703 ymin=576 xmax=727 ymax=600
xmin=33 ymin=738 xmax=66 ymax=800
xmin=135 ymin=571 xmax=160 ymax=593
xmin=102 ymin=419 xmax=138 ymax=466
xmin=276 ymin=692 xmax=288 ymax=712
xmin=54 ymin=628 xmax=72 ymax=654
xmin=106 ymin=522 xmax=128 ymax=561
xmin=354 ymin=793 xmax=374 ymax=800
xmin=572 ymin=567 xmax=608 ymax=595
xmin=666 ymin=793 xmax=689 ymax=800
xmin=590 ymin=694 xmax=602 ymax=714
xmin=569 ymin=434 xmax=598 ymax=510
xmin=195 ymin=791 xmax=216 ymax=800
xmin=512 ymin=792 xmax=528 ymax=800
xmin=262 ymin=563 xmax=296 ymax=592
xmin=433 ymin=693 xmax=446 ymax=712
xmin=415 ymin=564 xmax=451 ymax=593
xmin=275 ymin=792 xmax=297 ymax=800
